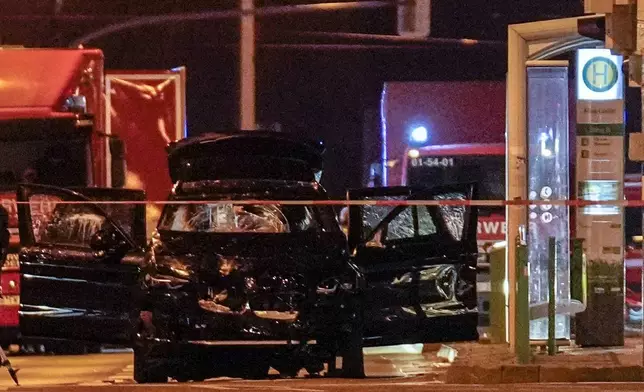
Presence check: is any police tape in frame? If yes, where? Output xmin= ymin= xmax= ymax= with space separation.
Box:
xmin=3 ymin=199 xmax=644 ymax=206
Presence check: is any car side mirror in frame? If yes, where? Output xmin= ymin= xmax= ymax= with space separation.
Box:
xmin=90 ymin=226 xmax=129 ymax=256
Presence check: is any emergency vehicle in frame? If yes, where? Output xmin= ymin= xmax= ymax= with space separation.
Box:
xmin=0 ymin=48 xmax=186 ymax=352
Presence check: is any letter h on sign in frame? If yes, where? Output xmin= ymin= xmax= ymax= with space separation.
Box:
xmin=591 ymin=62 xmax=608 ymax=86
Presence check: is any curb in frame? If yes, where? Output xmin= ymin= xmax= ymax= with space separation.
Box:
xmin=444 ymin=365 xmax=644 ymax=384
xmin=6 ymin=386 xmax=221 ymax=392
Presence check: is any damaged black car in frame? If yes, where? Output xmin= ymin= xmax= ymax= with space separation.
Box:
xmin=15 ymin=131 xmax=479 ymax=382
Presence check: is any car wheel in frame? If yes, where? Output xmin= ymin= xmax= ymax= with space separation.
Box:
xmin=133 ymin=345 xmax=168 ymax=383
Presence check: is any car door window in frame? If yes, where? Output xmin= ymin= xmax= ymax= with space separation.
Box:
xmin=387 ymin=206 xmax=437 ymax=241
xmin=347 ymin=184 xmax=475 ymax=254
xmin=365 ymin=205 xmax=437 ymax=246
xmin=360 ymin=196 xmax=403 ymax=241
xmin=417 ymin=204 xmax=436 ymax=236
xmin=29 ymin=193 xmax=108 ymax=248
xmin=94 ymin=203 xmax=137 ymax=241
xmin=434 ymin=191 xmax=467 ymax=241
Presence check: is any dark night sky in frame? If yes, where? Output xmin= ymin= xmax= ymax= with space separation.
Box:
xmin=0 ymin=0 xmax=585 ymax=197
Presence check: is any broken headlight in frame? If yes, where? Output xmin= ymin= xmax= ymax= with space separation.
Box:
xmin=145 ymin=255 xmax=192 ymax=289
xmin=145 ymin=273 xmax=190 ymax=289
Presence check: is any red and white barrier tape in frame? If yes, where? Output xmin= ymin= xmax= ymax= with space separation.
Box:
xmin=3 ymin=199 xmax=644 ymax=206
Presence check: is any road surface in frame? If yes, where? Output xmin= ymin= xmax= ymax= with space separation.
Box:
xmin=0 ymin=348 xmax=448 ymax=388
xmin=4 ymin=350 xmax=644 ymax=391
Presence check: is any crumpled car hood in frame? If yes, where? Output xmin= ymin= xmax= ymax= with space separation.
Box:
xmin=148 ymin=230 xmax=348 ymax=318
xmin=151 ymin=230 xmax=346 ymax=287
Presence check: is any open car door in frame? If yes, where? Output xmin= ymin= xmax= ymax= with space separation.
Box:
xmin=17 ymin=184 xmax=146 ymax=345
xmin=348 ymin=183 xmax=478 ymax=347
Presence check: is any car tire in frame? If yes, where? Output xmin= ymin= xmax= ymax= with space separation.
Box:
xmin=133 ymin=345 xmax=168 ymax=384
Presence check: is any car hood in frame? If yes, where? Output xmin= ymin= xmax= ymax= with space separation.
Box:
xmin=166 ymin=132 xmax=325 ymax=183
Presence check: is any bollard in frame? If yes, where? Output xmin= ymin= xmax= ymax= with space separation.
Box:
xmin=515 ymin=237 xmax=530 ymax=364
xmin=489 ymin=244 xmax=506 ymax=344
xmin=548 ymin=237 xmax=556 ymax=356
xmin=570 ymin=238 xmax=586 ymax=304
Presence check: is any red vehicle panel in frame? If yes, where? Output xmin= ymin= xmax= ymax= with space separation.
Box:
xmin=0 ymin=49 xmax=187 ymax=347
xmin=380 ymin=81 xmax=506 ymax=186
xmin=105 ymin=70 xmax=187 ymax=234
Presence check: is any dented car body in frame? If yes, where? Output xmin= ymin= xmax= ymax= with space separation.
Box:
xmin=16 ymin=131 xmax=479 ymax=382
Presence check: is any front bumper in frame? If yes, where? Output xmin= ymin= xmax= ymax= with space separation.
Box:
xmin=147 ymin=294 xmax=344 ymax=346
xmin=186 ymin=339 xmax=317 ymax=346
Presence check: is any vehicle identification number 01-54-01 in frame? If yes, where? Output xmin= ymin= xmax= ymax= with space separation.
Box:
xmin=410 ymin=157 xmax=455 ymax=168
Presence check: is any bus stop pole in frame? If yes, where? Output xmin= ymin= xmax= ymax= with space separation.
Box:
xmin=570 ymin=239 xmax=585 ymax=304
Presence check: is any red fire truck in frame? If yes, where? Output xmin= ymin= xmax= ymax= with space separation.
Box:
xmin=0 ymin=48 xmax=186 ymax=353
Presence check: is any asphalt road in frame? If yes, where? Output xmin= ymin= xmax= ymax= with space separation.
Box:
xmin=0 ymin=352 xmax=131 ymax=388
xmin=0 ymin=348 xmax=448 ymax=389
xmin=6 ymin=350 xmax=644 ymax=391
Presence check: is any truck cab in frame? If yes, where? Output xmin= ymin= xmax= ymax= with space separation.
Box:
xmin=0 ymin=48 xmax=186 ymax=352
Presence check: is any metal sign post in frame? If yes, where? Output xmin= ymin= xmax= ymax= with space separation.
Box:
xmin=574 ymin=49 xmax=625 ymax=347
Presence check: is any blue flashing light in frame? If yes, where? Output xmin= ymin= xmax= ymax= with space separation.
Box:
xmin=409 ymin=126 xmax=428 ymax=144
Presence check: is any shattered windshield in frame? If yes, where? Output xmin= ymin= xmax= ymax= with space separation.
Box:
xmin=158 ymin=203 xmax=322 ymax=233
xmin=30 ymin=195 xmax=106 ymax=247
